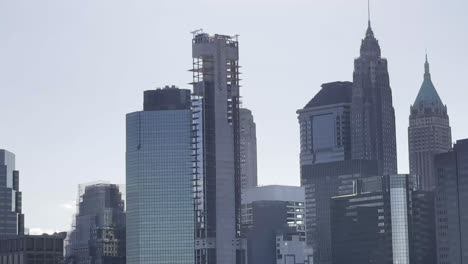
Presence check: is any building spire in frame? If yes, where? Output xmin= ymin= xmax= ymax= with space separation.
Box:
xmin=425 ymin=51 xmax=431 ymax=78
xmin=365 ymin=0 xmax=374 ymax=37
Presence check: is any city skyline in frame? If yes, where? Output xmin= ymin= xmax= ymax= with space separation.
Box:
xmin=1 ymin=0 xmax=468 ymax=233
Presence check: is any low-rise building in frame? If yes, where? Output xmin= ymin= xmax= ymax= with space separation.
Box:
xmin=0 ymin=233 xmax=66 ymax=264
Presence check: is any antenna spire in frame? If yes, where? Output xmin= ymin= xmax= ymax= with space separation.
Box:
xmin=368 ymin=0 xmax=371 ymax=27
xmin=425 ymin=50 xmax=431 ymax=77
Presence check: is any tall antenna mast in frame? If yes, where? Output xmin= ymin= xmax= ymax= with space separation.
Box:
xmin=368 ymin=0 xmax=371 ymax=26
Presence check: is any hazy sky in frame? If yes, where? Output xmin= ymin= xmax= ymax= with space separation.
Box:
xmin=1 ymin=0 xmax=467 ymax=233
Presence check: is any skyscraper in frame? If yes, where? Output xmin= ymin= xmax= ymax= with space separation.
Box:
xmin=350 ymin=20 xmax=398 ymax=175
xmin=408 ymin=55 xmax=452 ymax=191
xmin=298 ymin=81 xmax=379 ymax=264
xmin=297 ymin=81 xmax=352 ymax=166
xmin=0 ymin=149 xmax=24 ymax=238
xmin=435 ymin=139 xmax=468 ymax=264
xmin=239 ymin=108 xmax=258 ymax=190
xmin=191 ymin=32 xmax=243 ymax=264
xmin=66 ymin=183 xmax=126 ymax=264
xmin=126 ymin=87 xmax=194 ymax=264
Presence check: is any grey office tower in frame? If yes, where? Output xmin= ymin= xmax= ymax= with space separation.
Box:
xmin=239 ymin=108 xmax=258 ymax=190
xmin=409 ymin=55 xmax=452 ymax=191
xmin=298 ymin=81 xmax=379 ymax=264
xmin=191 ymin=32 xmax=244 ymax=264
xmin=0 ymin=149 xmax=24 ymax=238
xmin=126 ymin=87 xmax=194 ymax=264
xmin=350 ymin=20 xmax=398 ymax=176
xmin=66 ymin=183 xmax=126 ymax=264
xmin=435 ymin=139 xmax=468 ymax=264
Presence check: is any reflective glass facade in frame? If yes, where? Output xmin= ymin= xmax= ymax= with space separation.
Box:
xmin=126 ymin=88 xmax=194 ymax=264
xmin=389 ymin=175 xmax=410 ymax=264
xmin=0 ymin=149 xmax=24 ymax=238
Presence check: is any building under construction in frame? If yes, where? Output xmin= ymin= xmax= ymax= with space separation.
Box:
xmin=65 ymin=182 xmax=126 ymax=264
xmin=191 ymin=31 xmax=246 ymax=264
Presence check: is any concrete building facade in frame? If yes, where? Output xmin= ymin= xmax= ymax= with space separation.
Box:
xmin=276 ymin=231 xmax=312 ymax=264
xmin=191 ymin=32 xmax=244 ymax=264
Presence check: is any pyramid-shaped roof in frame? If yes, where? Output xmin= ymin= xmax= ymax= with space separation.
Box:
xmin=413 ymin=56 xmax=444 ymax=107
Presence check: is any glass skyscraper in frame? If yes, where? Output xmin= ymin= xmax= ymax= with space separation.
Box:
xmin=0 ymin=149 xmax=24 ymax=238
xmin=126 ymin=87 xmax=194 ymax=264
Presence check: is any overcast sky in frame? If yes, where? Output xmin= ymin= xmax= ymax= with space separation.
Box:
xmin=1 ymin=0 xmax=467 ymax=233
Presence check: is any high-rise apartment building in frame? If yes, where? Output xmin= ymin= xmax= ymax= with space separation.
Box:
xmin=435 ymin=139 xmax=468 ymax=264
xmin=350 ymin=20 xmax=398 ymax=175
xmin=191 ymin=32 xmax=243 ymax=264
xmin=0 ymin=149 xmax=24 ymax=238
xmin=331 ymin=174 xmax=435 ymax=264
xmin=409 ymin=56 xmax=452 ymax=191
xmin=66 ymin=183 xmax=126 ymax=264
xmin=126 ymin=87 xmax=194 ymax=264
xmin=239 ymin=108 xmax=257 ymax=190
xmin=241 ymin=186 xmax=308 ymax=264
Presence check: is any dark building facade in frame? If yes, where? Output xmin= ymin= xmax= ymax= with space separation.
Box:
xmin=350 ymin=21 xmax=398 ymax=176
xmin=241 ymin=186 xmax=307 ymax=264
xmin=0 ymin=233 xmax=66 ymax=264
xmin=0 ymin=150 xmax=24 ymax=238
xmin=297 ymin=80 xmax=381 ymax=264
xmin=126 ymin=86 xmax=194 ymax=264
xmin=66 ymin=183 xmax=126 ymax=264
xmin=435 ymin=139 xmax=468 ymax=264
xmin=302 ymin=160 xmax=378 ymax=264
xmin=409 ymin=56 xmax=452 ymax=191
xmin=297 ymin=81 xmax=353 ymax=166
xmin=410 ymin=191 xmax=437 ymax=264
xmin=331 ymin=175 xmax=436 ymax=264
